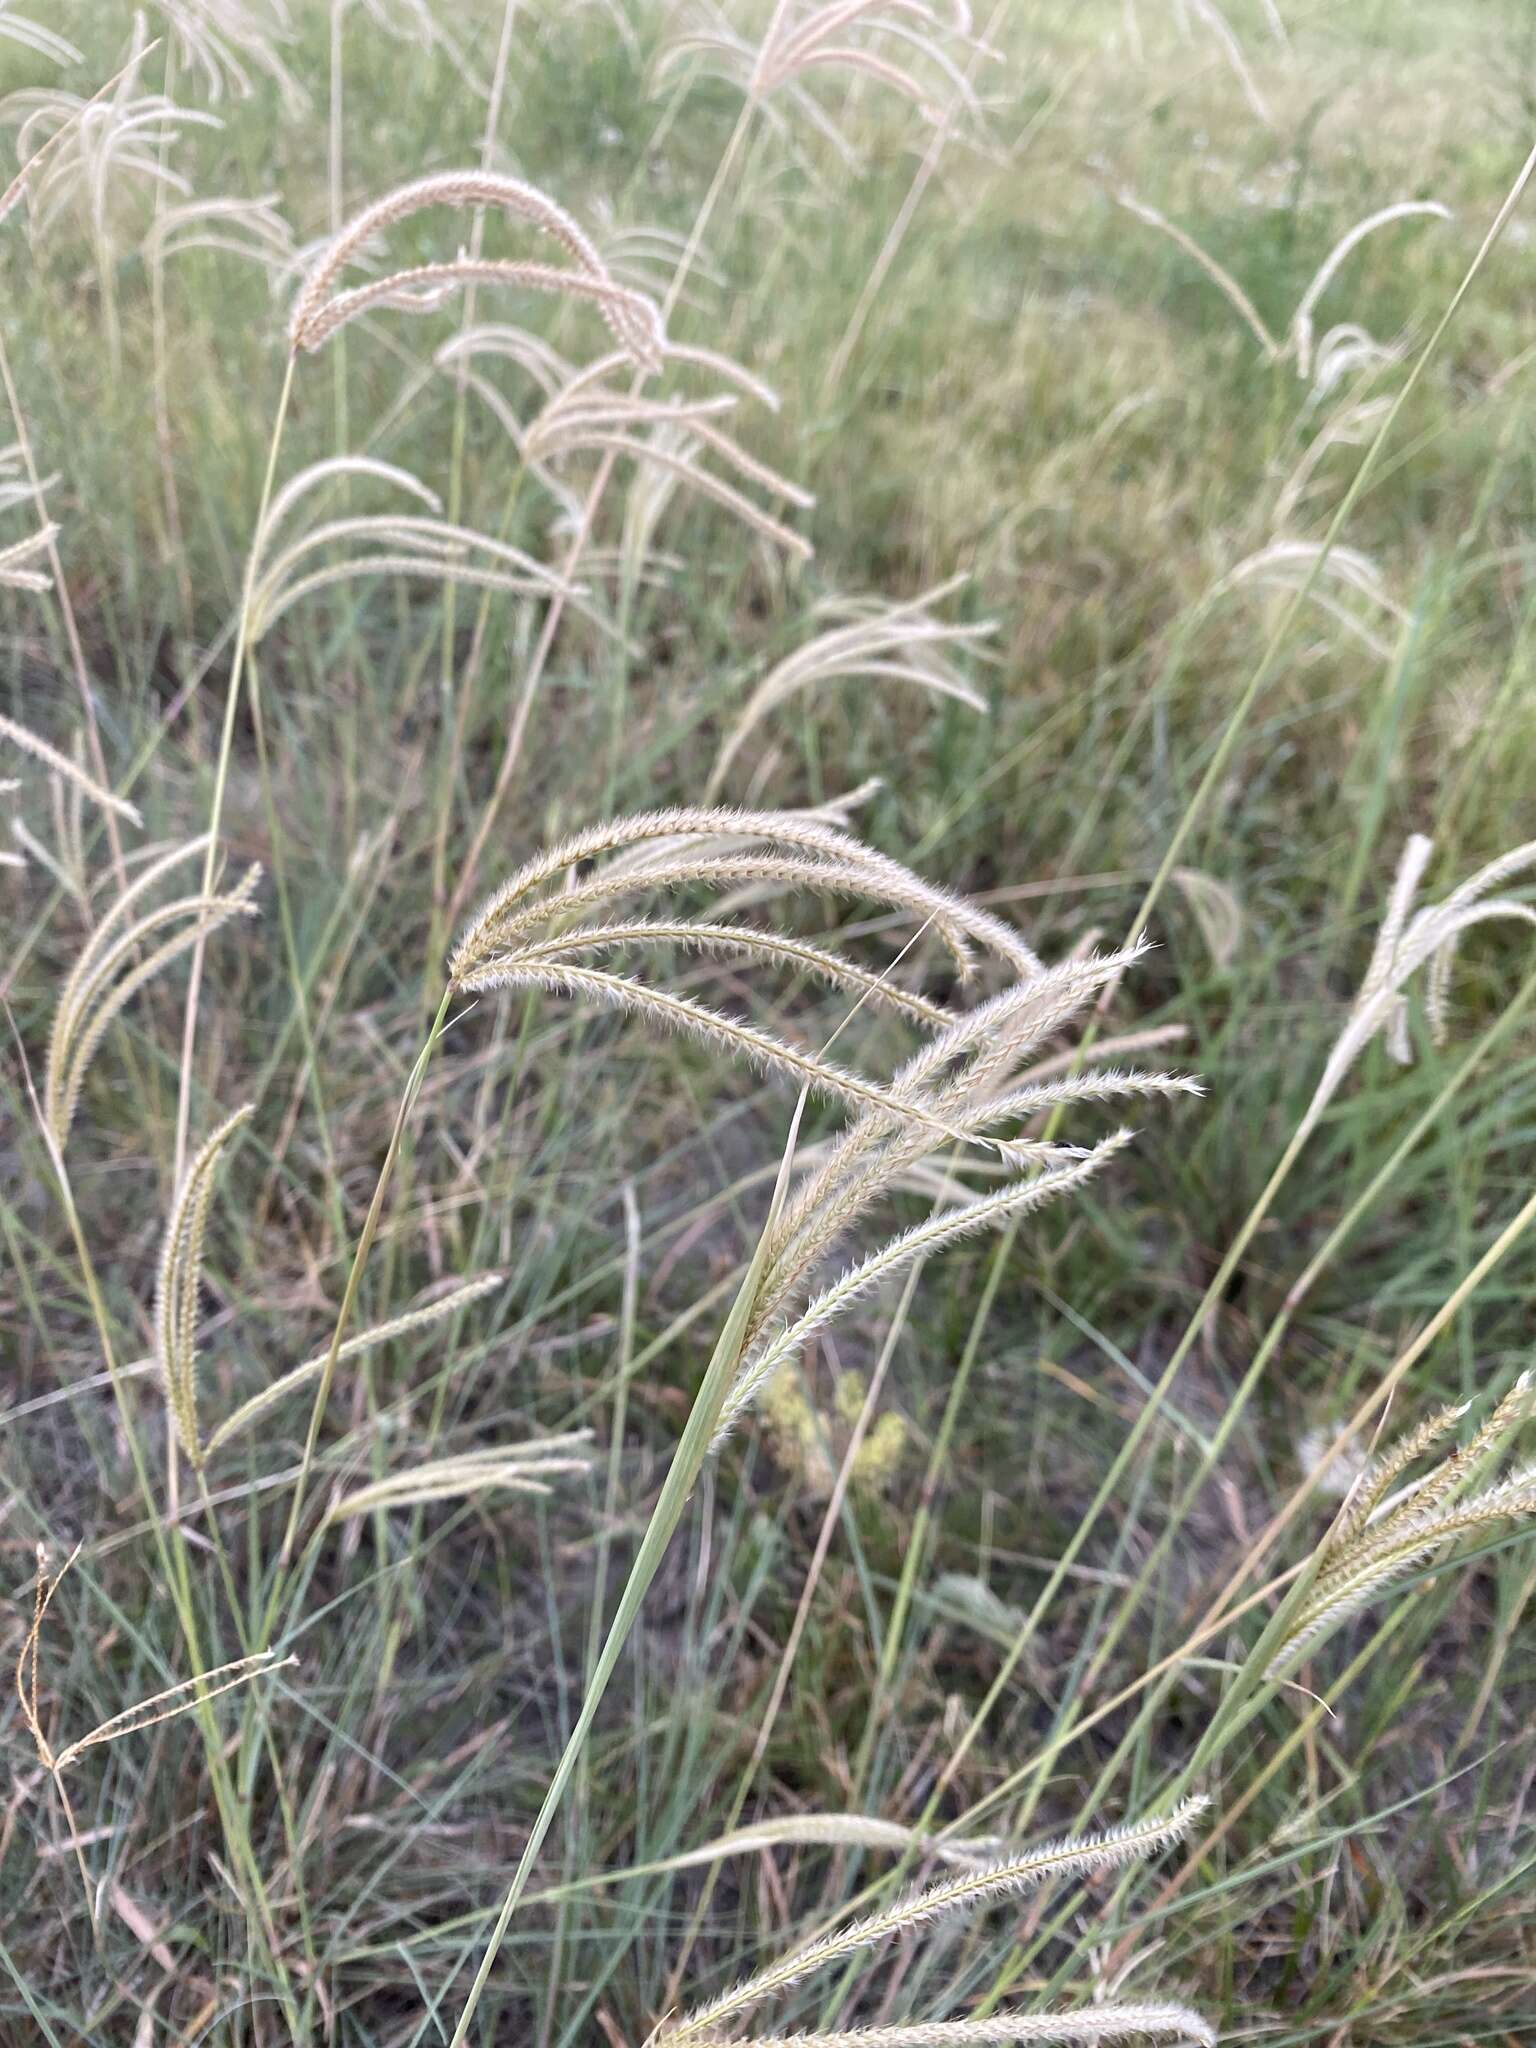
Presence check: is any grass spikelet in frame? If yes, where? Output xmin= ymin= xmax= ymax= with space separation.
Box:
xmin=450 ymin=805 xmax=1042 ymax=984
xmin=153 ymin=0 xmax=307 ymax=117
xmin=155 ymin=1104 xmax=255 ymax=1468
xmin=662 ymin=1796 xmax=1209 ymax=2041
xmin=684 ymin=2010 xmax=1216 ymax=2048
xmin=15 ymin=1545 xmax=292 ymax=1779
xmin=659 ymin=1814 xmax=1004 ymax=1874
xmin=714 ymin=1131 xmax=1134 ymax=1445
xmin=0 ymin=710 xmax=142 ymax=826
xmin=0 ymin=520 xmax=57 ymax=591
xmin=450 ymin=807 xmax=1076 ymax=1140
xmin=446 ymin=336 xmax=817 ymax=556
xmin=1304 ymin=833 xmax=1536 ymax=1128
xmin=706 ymin=577 xmax=991 ymax=798
xmin=241 ymin=453 xmax=613 ymax=642
xmin=43 ymin=846 xmax=260 ymax=1146
xmin=1291 ymin=200 xmax=1452 ymax=377
xmin=203 ymin=1271 xmax=505 ymax=1457
xmin=664 ymin=2 xmax=995 ymax=158
xmin=288 ymin=169 xmax=664 ymax=368
xmin=326 ymin=1430 xmax=595 ymax=1520
xmin=1275 ymin=1378 xmax=1536 ymax=1674
xmin=0 ymin=9 xmax=78 ymax=64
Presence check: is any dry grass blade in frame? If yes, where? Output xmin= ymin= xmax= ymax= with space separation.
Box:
xmin=661 ymin=1797 xmax=1209 ymax=2040
xmin=203 ymin=1272 xmax=504 ymax=1457
xmin=288 ymin=169 xmax=664 ymax=368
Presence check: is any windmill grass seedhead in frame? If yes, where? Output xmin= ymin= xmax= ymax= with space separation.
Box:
xmin=150 ymin=0 xmax=307 ymax=115
xmin=1116 ymin=190 xmax=1450 ymax=382
xmin=664 ymin=2 xmax=996 ymax=161
xmin=44 ymin=837 xmax=260 ymax=1148
xmin=245 ymin=454 xmax=603 ymax=641
xmin=450 ymin=804 xmax=1041 ymax=1130
xmin=145 ymin=190 xmax=296 ymax=280
xmin=457 ymin=339 xmax=816 ymax=561
xmin=456 ymin=811 xmax=1198 ymax=1450
xmin=6 ymin=32 xmax=221 ymax=255
xmin=707 ymin=576 xmax=991 ymax=798
xmin=17 ymin=1544 xmax=293 ymax=1781
xmin=288 ymin=169 xmax=665 ymax=369
xmin=326 ymin=1429 xmax=596 ymax=1521
xmin=0 ymin=4 xmax=80 ymax=67
xmin=656 ymin=1796 xmax=1212 ymax=2045
xmin=1316 ymin=831 xmax=1536 ymax=1108
xmin=1275 ymin=1375 xmax=1536 ymax=1676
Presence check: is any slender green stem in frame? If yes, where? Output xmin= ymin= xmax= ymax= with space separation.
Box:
xmin=174 ymin=351 xmax=297 ymax=1183
xmin=273 ymin=979 xmax=456 ymax=1574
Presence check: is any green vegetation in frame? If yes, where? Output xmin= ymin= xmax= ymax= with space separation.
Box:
xmin=2 ymin=3 xmax=1535 ymax=2043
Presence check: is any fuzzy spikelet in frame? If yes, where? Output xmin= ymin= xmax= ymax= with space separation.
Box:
xmin=155 ymin=1105 xmax=255 ymax=1467
xmin=679 ymin=2010 xmax=1216 ymax=2048
xmin=663 ymin=1797 xmax=1210 ymax=2041
xmin=204 ymin=1272 xmax=505 ymax=1458
xmin=451 ymin=804 xmax=1041 ymax=984
xmin=44 ymin=844 xmax=261 ymax=1147
xmin=1276 ymin=1376 xmax=1536 ymax=1674
xmin=326 ymin=1430 xmax=594 ymax=1521
xmin=714 ymin=1132 xmax=1135 ymax=1447
xmin=459 ymin=813 xmax=1195 ymax=1466
xmin=288 ymin=169 xmax=664 ymax=368
xmin=707 ymin=577 xmax=991 ymax=799
xmin=0 ymin=711 xmax=140 ymax=826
